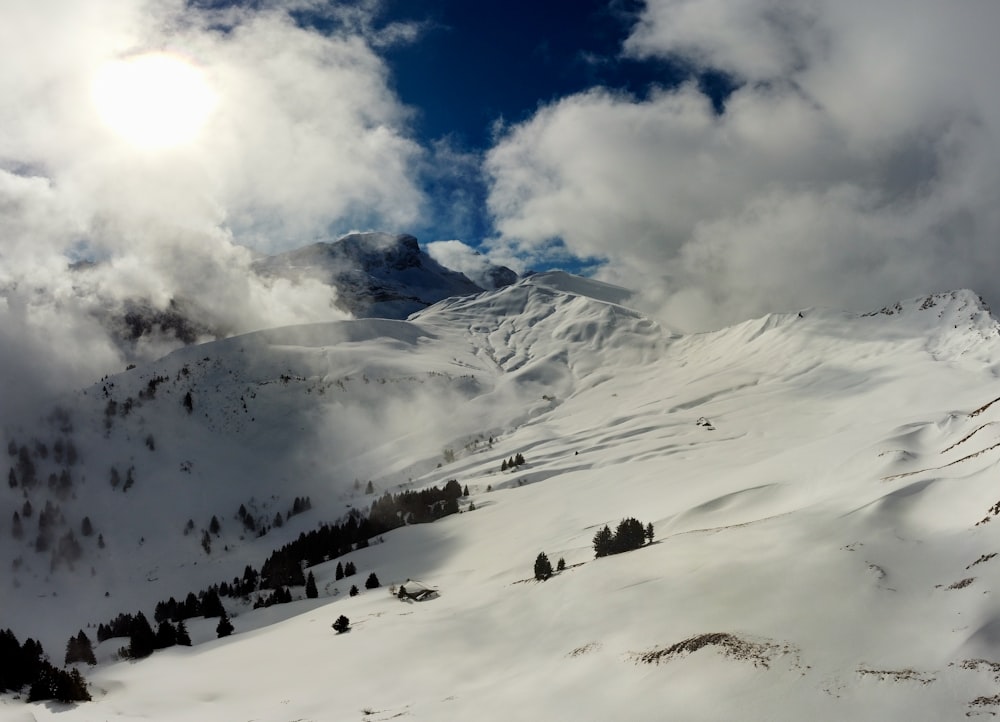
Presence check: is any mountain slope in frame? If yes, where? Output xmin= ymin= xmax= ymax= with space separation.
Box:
xmin=5 ymin=284 xmax=1000 ymax=720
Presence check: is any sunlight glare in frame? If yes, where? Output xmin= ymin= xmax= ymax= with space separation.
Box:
xmin=92 ymin=52 xmax=216 ymax=149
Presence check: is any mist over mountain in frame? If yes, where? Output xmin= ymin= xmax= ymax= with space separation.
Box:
xmin=4 ymin=274 xmax=1000 ymax=719
xmin=253 ymin=231 xmax=518 ymax=319
xmin=83 ymin=232 xmax=518 ymax=362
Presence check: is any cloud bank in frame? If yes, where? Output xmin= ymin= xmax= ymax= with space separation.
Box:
xmin=485 ymin=0 xmax=1000 ymax=330
xmin=0 ymin=0 xmax=427 ymax=408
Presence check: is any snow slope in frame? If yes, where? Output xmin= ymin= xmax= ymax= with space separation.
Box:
xmin=5 ymin=283 xmax=1000 ymax=720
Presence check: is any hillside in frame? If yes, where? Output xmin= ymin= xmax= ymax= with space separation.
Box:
xmin=5 ymin=282 xmax=1000 ymax=720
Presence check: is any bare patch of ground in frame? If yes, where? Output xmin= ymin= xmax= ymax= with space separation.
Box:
xmin=567 ymin=642 xmax=601 ymax=658
xmin=948 ymin=577 xmax=976 ymax=590
xmin=629 ymin=632 xmax=800 ymax=671
xmin=968 ymin=554 xmax=997 ymax=570
xmin=856 ymin=668 xmax=935 ymax=685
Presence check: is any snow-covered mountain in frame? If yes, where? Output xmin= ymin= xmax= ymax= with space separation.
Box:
xmin=253 ymin=231 xmax=518 ymax=319
xmin=5 ymin=278 xmax=1000 ymax=720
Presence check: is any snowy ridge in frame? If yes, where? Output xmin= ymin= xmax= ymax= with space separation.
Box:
xmin=6 ymin=280 xmax=1000 ymax=720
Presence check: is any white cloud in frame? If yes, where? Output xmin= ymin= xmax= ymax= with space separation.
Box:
xmin=426 ymin=240 xmax=498 ymax=289
xmin=0 ymin=0 xmax=427 ymax=403
xmin=485 ymin=0 xmax=1000 ymax=330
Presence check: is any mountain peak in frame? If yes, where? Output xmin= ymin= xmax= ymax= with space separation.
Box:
xmin=862 ymin=289 xmax=994 ymax=322
xmin=255 ymin=232 xmax=518 ymax=319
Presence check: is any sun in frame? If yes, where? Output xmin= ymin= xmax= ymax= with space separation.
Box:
xmin=92 ymin=52 xmax=216 ymax=150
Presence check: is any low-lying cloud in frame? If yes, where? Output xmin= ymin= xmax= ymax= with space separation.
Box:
xmin=0 ymin=0 xmax=427 ymax=407
xmin=485 ymin=0 xmax=1000 ymax=330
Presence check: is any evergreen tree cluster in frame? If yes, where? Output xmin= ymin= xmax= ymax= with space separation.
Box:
xmin=147 ymin=587 xmax=229 ymax=630
xmin=64 ymin=630 xmax=96 ymax=666
xmin=138 ymin=374 xmax=168 ymax=400
xmin=534 ymin=552 xmax=553 ymax=580
xmin=335 ymin=560 xmax=357 ymax=580
xmin=0 ymin=628 xmax=90 ymax=703
xmin=258 ymin=481 xmax=460 ymax=593
xmin=96 ymin=611 xmax=190 ymax=660
xmin=258 ymin=510 xmax=370 ymax=587
xmin=253 ymin=586 xmax=293 ymax=609
xmin=289 ymin=495 xmax=312 ymax=517
xmin=235 ymin=496 xmax=312 ymax=538
xmin=593 ymin=518 xmax=655 ymax=558
xmin=367 ymin=479 xmax=463 ymax=530
xmin=500 ymin=453 xmax=526 ymax=472
xmin=260 ymin=547 xmax=307 ymax=589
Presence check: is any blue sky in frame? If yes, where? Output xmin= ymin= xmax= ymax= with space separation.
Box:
xmin=366 ymin=0 xmax=735 ymax=254
xmin=351 ymin=0 xmax=693 ymax=254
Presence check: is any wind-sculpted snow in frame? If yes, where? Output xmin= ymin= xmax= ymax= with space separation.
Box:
xmin=8 ymin=280 xmax=1000 ymax=720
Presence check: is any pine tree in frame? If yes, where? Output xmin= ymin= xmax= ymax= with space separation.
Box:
xmin=183 ymin=391 xmax=194 ymax=413
xmin=305 ymin=571 xmax=318 ymax=599
xmin=80 ymin=631 xmax=96 ymax=665
xmin=365 ymin=572 xmax=380 ymax=589
xmin=332 ymin=615 xmax=350 ymax=633
xmin=534 ymin=552 xmax=553 ymax=580
xmin=64 ymin=633 xmax=80 ymax=665
xmin=557 ymin=557 xmax=566 ymax=572
xmin=65 ymin=630 xmax=96 ymax=666
xmin=593 ymin=525 xmax=613 ymax=558
xmin=344 ymin=561 xmax=356 ymax=577
xmin=154 ymin=621 xmax=177 ymax=649
xmin=58 ymin=667 xmax=91 ymax=702
xmin=200 ymin=588 xmax=225 ymax=618
xmin=81 ymin=516 xmax=93 ymax=537
xmin=613 ymin=517 xmax=645 ymax=553
xmin=175 ymin=620 xmax=192 ymax=646
xmin=127 ymin=612 xmax=156 ymax=659
xmin=11 ymin=511 xmax=22 ymax=539
xmin=365 ymin=480 xmax=374 ymax=494
xmin=216 ymin=611 xmax=234 ymax=638
xmin=645 ymin=522 xmax=655 ymax=544
xmin=335 ymin=561 xmax=344 ymax=580
xmin=349 ymin=585 xmax=359 ymax=597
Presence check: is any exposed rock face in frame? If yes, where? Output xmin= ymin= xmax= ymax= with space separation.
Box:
xmin=255 ymin=232 xmax=518 ymax=319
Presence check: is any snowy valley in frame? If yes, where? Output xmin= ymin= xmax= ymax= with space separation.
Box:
xmin=5 ymin=268 xmax=1000 ymax=720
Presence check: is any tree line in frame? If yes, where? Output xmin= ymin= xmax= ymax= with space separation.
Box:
xmin=0 ymin=628 xmax=90 ymax=702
